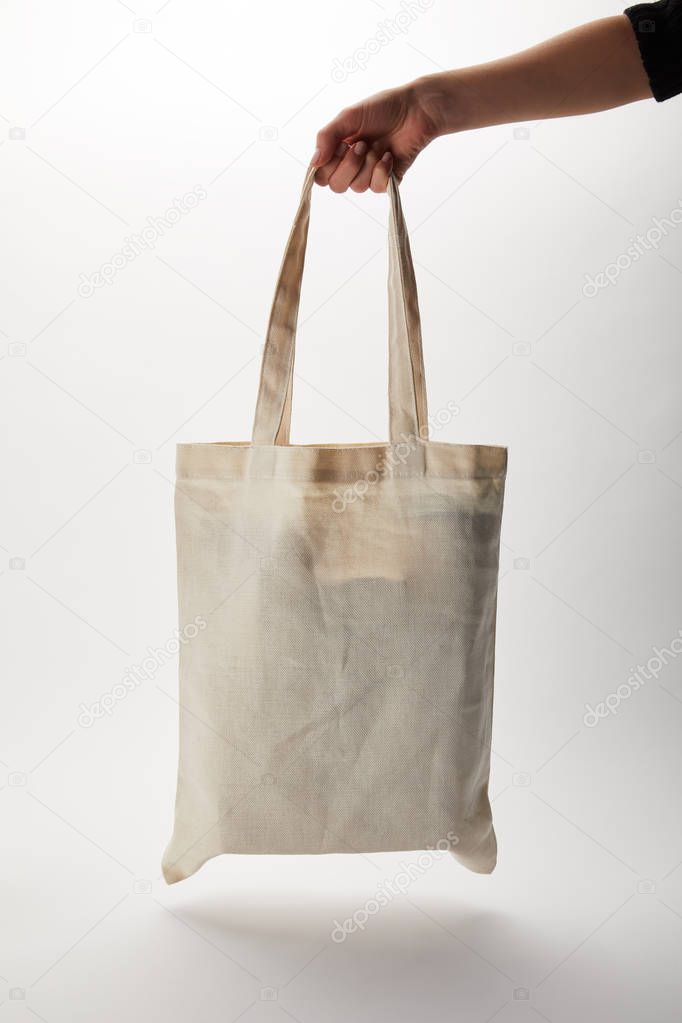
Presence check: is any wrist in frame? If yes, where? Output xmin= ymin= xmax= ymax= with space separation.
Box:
xmin=412 ymin=72 xmax=480 ymax=137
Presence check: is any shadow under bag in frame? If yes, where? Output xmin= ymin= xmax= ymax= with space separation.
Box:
xmin=163 ymin=166 xmax=507 ymax=883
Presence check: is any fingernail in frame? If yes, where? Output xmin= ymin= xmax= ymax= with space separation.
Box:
xmin=353 ymin=140 xmax=367 ymax=157
xmin=310 ymin=148 xmax=320 ymax=166
xmin=382 ymin=152 xmax=393 ymax=164
xmin=335 ymin=142 xmax=348 ymax=157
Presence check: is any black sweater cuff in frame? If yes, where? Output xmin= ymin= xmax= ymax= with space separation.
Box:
xmin=625 ymin=0 xmax=682 ymax=101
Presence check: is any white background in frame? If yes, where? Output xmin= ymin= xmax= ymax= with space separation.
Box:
xmin=2 ymin=0 xmax=682 ymax=1020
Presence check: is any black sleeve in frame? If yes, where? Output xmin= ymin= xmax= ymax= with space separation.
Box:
xmin=625 ymin=0 xmax=682 ymax=101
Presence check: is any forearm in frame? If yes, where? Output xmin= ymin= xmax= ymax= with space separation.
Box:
xmin=420 ymin=15 xmax=652 ymax=136
xmin=312 ymin=10 xmax=664 ymax=191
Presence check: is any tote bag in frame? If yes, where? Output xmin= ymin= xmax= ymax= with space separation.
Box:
xmin=162 ymin=166 xmax=507 ymax=884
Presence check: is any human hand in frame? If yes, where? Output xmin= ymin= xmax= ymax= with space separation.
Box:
xmin=311 ymin=79 xmax=443 ymax=193
xmin=309 ymin=15 xmax=653 ymax=195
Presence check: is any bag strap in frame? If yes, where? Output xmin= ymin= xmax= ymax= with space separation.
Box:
xmin=252 ymin=164 xmax=429 ymax=445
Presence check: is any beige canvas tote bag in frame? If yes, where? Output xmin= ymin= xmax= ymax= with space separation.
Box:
xmin=162 ymin=166 xmax=507 ymax=884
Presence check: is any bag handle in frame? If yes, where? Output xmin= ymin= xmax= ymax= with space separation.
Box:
xmin=252 ymin=164 xmax=429 ymax=446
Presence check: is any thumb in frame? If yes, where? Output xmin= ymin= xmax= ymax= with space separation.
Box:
xmin=312 ymin=107 xmax=362 ymax=166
